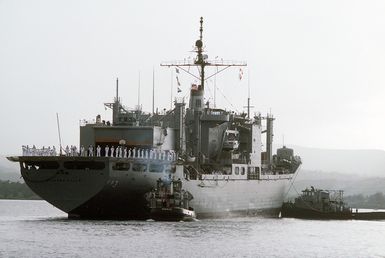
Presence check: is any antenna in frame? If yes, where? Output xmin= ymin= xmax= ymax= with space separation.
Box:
xmin=214 ymin=66 xmax=217 ymax=108
xmin=138 ymin=71 xmax=141 ymax=110
xmin=243 ymin=68 xmax=254 ymax=118
xmin=56 ymin=113 xmax=63 ymax=155
xmin=170 ymin=69 xmax=173 ymax=109
xmin=116 ymin=77 xmax=119 ymax=101
xmin=160 ymin=17 xmax=247 ymax=92
xmin=152 ymin=67 xmax=155 ymax=115
xmin=247 ymin=69 xmax=250 ymax=118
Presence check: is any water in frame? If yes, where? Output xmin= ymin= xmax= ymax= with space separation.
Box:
xmin=0 ymin=200 xmax=384 ymax=258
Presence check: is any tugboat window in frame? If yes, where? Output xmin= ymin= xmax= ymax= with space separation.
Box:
xmin=132 ymin=163 xmax=147 ymax=172
xmin=149 ymin=164 xmax=163 ymax=173
xmin=113 ymin=162 xmax=130 ymax=171
xmin=164 ymin=165 xmax=176 ymax=174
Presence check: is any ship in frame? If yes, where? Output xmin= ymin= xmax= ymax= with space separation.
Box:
xmin=7 ymin=17 xmax=302 ymax=219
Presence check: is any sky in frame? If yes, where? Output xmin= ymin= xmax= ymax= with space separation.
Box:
xmin=0 ymin=0 xmax=384 ymax=155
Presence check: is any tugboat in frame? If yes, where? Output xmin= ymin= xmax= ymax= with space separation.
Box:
xmin=145 ymin=178 xmax=196 ymax=221
xmin=281 ymin=186 xmax=352 ymax=219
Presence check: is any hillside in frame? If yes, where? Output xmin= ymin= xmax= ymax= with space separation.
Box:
xmin=0 ymin=156 xmax=20 ymax=182
xmin=289 ymin=146 xmax=385 ymax=176
xmin=290 ymin=169 xmax=385 ymax=197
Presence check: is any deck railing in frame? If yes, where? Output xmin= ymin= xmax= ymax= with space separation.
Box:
xmin=21 ymin=145 xmax=177 ymax=161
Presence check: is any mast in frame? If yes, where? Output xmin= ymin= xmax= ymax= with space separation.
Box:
xmin=160 ymin=17 xmax=247 ymax=165
xmin=196 ymin=17 xmax=205 ymax=90
xmin=56 ymin=113 xmax=62 ymax=155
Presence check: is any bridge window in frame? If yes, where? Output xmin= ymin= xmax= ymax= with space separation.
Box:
xmin=241 ymin=167 xmax=245 ymax=175
xmin=235 ymin=167 xmax=239 ymax=175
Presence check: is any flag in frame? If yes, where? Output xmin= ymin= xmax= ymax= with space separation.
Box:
xmin=177 ymin=87 xmax=182 ymax=93
xmin=175 ymin=68 xmax=180 ymax=74
xmin=176 ymin=76 xmax=181 ymax=86
xmin=239 ymin=68 xmax=243 ymax=80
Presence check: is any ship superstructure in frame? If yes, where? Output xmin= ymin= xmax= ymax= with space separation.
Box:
xmin=8 ymin=18 xmax=301 ymax=219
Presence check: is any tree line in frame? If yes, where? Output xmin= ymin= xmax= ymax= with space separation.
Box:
xmin=0 ymin=180 xmax=40 ymax=199
xmin=345 ymin=192 xmax=385 ymax=209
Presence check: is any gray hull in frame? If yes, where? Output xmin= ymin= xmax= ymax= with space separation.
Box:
xmin=12 ymin=156 xmax=295 ymax=219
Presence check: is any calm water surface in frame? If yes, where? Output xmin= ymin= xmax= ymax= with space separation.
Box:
xmin=0 ymin=200 xmax=384 ymax=258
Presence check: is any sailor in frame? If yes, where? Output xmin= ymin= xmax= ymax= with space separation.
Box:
xmin=73 ymin=145 xmax=78 ymax=156
xmin=132 ymin=148 xmax=136 ymax=158
xmin=88 ymin=145 xmax=94 ymax=157
xmin=22 ymin=145 xmax=26 ymax=156
xmin=52 ymin=146 xmax=57 ymax=156
xmin=110 ymin=146 xmax=115 ymax=157
xmin=96 ymin=145 xmax=101 ymax=157
xmin=47 ymin=146 xmax=51 ymax=156
xmin=32 ymin=145 xmax=36 ymax=156
xmin=119 ymin=146 xmax=123 ymax=158
xmin=149 ymin=149 xmax=154 ymax=159
xmin=123 ymin=147 xmax=127 ymax=158
xmin=65 ymin=145 xmax=70 ymax=156
xmin=80 ymin=145 xmax=85 ymax=156
xmin=128 ymin=148 xmax=131 ymax=158
xmin=145 ymin=149 xmax=148 ymax=159
xmin=116 ymin=146 xmax=120 ymax=158
xmin=105 ymin=145 xmax=109 ymax=157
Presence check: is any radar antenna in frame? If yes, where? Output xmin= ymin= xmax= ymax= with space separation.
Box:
xmin=161 ymin=17 xmax=247 ymax=91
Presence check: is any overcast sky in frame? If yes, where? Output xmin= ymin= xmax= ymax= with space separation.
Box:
xmin=0 ymin=0 xmax=384 ymax=155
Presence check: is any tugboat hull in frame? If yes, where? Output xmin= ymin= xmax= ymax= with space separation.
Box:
xmin=281 ymin=204 xmax=352 ymax=220
xmin=150 ymin=207 xmax=196 ymax=221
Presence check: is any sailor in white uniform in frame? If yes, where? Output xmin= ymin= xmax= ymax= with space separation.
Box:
xmin=96 ymin=145 xmax=101 ymax=157
xmin=105 ymin=145 xmax=109 ymax=157
xmin=110 ymin=146 xmax=115 ymax=157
